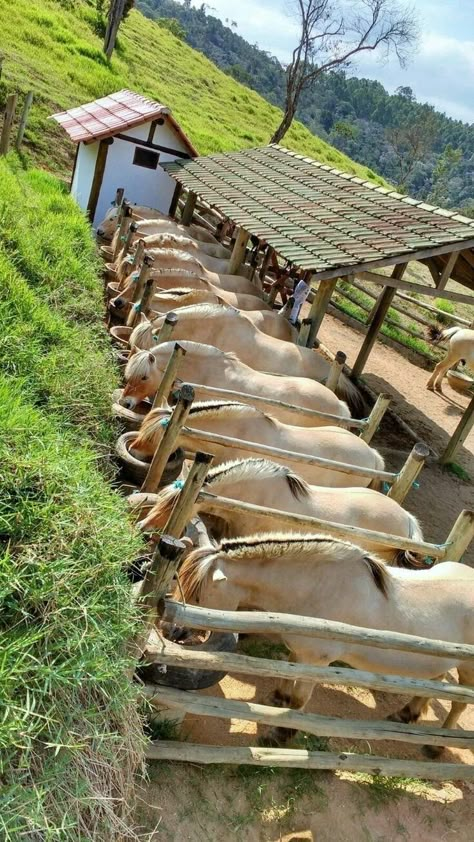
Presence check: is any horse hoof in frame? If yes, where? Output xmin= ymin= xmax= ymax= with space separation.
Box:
xmin=426 ymin=384 xmax=435 ymax=392
xmin=386 ymin=712 xmax=403 ymax=723
xmin=434 ymin=385 xmax=444 ymax=394
xmin=422 ymin=744 xmax=443 ymax=760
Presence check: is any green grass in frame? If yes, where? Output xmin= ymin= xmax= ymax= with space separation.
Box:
xmin=0 ymin=155 xmax=144 ymax=840
xmin=434 ymin=297 xmax=456 ymax=324
xmin=444 ymin=462 xmax=472 ymax=482
xmin=0 ymin=0 xmax=390 ymax=184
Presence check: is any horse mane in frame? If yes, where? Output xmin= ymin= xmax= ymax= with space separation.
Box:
xmin=154 ymin=289 xmax=220 ymax=305
xmin=129 ymin=321 xmax=154 ymax=350
xmin=151 ymin=339 xmax=239 ymax=363
xmin=124 ymin=347 xmax=157 ymax=382
xmin=151 ymin=268 xmax=210 ymax=284
xmin=147 ymin=248 xmax=204 ymax=270
xmin=132 ymin=408 xmax=170 ymax=450
xmin=143 ymin=233 xmax=195 ymax=249
xmin=177 ymin=533 xmax=390 ymax=603
xmin=188 ymin=400 xmax=276 ymax=425
xmin=205 ymin=457 xmax=309 ymax=500
xmin=154 ymin=303 xmax=237 ymax=322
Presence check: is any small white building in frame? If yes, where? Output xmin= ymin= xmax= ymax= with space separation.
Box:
xmin=51 ymin=89 xmax=197 ymax=226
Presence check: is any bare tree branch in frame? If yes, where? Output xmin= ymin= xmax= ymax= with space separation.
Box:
xmin=271 ymin=0 xmax=418 ymax=144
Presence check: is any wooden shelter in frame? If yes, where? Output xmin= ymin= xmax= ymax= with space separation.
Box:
xmin=51 ymin=89 xmax=197 ymax=227
xmin=163 ymin=144 xmax=474 ymax=459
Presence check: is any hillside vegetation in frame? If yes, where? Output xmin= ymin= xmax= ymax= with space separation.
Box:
xmin=140 ymin=0 xmax=474 ymax=213
xmin=0 ymin=156 xmax=143 ymax=839
xmin=0 ymin=0 xmax=387 ymax=185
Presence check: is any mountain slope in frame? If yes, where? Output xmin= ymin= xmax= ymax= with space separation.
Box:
xmin=139 ymin=0 xmax=474 ymax=212
xmin=0 ymin=0 xmax=387 ymax=185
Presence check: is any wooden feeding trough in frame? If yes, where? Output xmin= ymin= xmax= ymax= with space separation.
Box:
xmin=111 ymin=388 xmax=151 ymax=432
xmin=447 ymin=369 xmax=474 ymax=395
xmin=116 ymin=430 xmax=184 ymax=486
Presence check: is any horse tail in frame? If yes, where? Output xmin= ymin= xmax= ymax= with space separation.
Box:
xmin=427 ymin=325 xmax=459 ymax=344
xmin=368 ymin=448 xmax=385 ymax=491
xmin=394 ymin=513 xmax=430 ymax=569
xmin=335 ymin=374 xmax=368 ymax=419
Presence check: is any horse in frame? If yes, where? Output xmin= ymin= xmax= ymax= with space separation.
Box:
xmin=149 ymin=304 xmax=365 ymax=416
xmin=131 ymin=300 xmax=297 ymax=343
xmin=427 ymin=327 xmax=474 ymax=392
xmin=145 ymin=247 xmax=241 ymax=278
xmin=120 ymin=340 xmax=351 ymax=426
xmin=97 ymin=206 xmax=218 ymax=244
xmin=112 ymin=265 xmax=265 ymax=303
xmin=149 ymin=287 xmax=274 ymax=315
xmin=174 ymin=532 xmax=474 ymax=752
xmin=138 ymin=232 xmax=230 ymax=260
xmin=128 ymin=401 xmax=385 ymax=488
xmin=115 ymin=254 xmax=261 ymax=298
xmin=138 ymin=456 xmax=424 ymax=565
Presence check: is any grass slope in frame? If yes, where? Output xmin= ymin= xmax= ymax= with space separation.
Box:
xmin=0 ymin=156 xmax=143 ymax=839
xmin=0 ymin=0 xmax=387 ymax=185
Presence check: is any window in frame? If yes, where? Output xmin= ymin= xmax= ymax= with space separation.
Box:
xmin=133 ymin=147 xmax=159 ymax=170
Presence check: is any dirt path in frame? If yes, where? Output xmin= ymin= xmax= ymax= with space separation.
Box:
xmin=135 ymin=312 xmax=473 ymax=841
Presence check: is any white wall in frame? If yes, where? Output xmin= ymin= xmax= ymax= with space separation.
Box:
xmin=92 ymin=118 xmax=190 ymax=227
xmin=71 ymin=141 xmax=98 ymax=213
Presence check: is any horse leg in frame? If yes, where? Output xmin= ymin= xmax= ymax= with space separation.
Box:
xmin=264 ymin=649 xmax=319 ymax=746
xmin=427 ymin=351 xmax=459 ymax=392
xmin=422 ymin=666 xmax=474 ymax=759
xmin=387 ymin=694 xmax=431 ymax=724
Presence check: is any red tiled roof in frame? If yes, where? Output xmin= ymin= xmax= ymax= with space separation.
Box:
xmin=50 ymin=89 xmax=197 ymax=154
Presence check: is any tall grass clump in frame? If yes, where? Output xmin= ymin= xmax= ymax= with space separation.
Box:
xmin=434 ymin=297 xmax=456 ymax=324
xmin=0 ymin=155 xmax=144 ymax=839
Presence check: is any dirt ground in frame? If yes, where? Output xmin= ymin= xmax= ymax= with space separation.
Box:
xmin=134 ymin=313 xmax=473 ymax=842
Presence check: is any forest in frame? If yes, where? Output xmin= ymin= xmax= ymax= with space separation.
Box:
xmin=138 ymin=0 xmax=474 ymax=214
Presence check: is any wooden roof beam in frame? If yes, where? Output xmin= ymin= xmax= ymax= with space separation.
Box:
xmin=436 ymin=251 xmax=459 ymax=290
xmin=357 ymin=270 xmax=474 ymax=306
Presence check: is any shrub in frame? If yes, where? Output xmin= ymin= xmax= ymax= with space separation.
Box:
xmin=434 ymin=297 xmax=455 ymax=324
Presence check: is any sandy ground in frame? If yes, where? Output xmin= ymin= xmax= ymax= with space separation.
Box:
xmin=134 ymin=313 xmax=473 ymax=842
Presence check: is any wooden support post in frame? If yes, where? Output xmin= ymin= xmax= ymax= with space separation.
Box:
xmin=228 ymin=227 xmax=250 ymax=275
xmin=359 ymin=393 xmax=391 ymax=444
xmin=87 ymin=138 xmax=112 ymax=222
xmin=306 ymin=277 xmax=338 ymax=347
xmin=15 ymin=90 xmax=33 ymax=151
xmin=141 ymin=384 xmax=195 ymax=493
xmin=443 ymin=510 xmax=474 ymax=562
xmin=259 ymin=245 xmax=273 ymax=282
xmin=119 ymin=220 xmax=137 ymax=262
xmin=126 ymin=254 xmax=153 ymax=327
xmin=113 ymin=208 xmax=132 ymax=260
xmin=351 ymin=263 xmax=408 ymax=379
xmin=436 ymin=251 xmax=458 ymax=290
xmin=441 ymin=394 xmax=474 ymax=465
xmin=181 ymin=190 xmax=197 ymax=226
xmin=154 ymin=312 xmax=178 ymax=346
xmin=152 ymin=342 xmax=186 ymax=410
xmin=326 ymin=351 xmax=346 ymax=393
xmin=168 ymin=182 xmax=182 ymax=218
xmin=138 ymin=277 xmax=155 ymax=319
xmin=0 ymin=93 xmax=18 ymax=156
xmin=387 ymin=442 xmax=430 ymax=504
xmin=132 ymin=237 xmax=145 ymax=269
xmin=132 ymin=535 xmax=187 ymax=658
xmin=297 ymin=318 xmax=311 ymax=347
xmin=115 ymin=187 xmax=125 ymax=207
xmin=164 ymin=452 xmax=214 ymax=538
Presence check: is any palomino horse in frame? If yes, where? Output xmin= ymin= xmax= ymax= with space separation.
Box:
xmin=144 ymin=248 xmax=253 ymax=283
xmin=120 ymin=340 xmax=351 ymax=425
xmin=139 ymin=232 xmax=230 ymax=260
xmin=138 ymin=456 xmax=424 ymax=565
xmin=131 ymin=302 xmax=297 ymax=343
xmin=111 ymin=271 xmax=271 ymax=309
xmin=427 ymin=327 xmax=474 ymax=392
xmin=149 ymin=304 xmax=365 ymax=416
xmin=128 ymin=401 xmax=384 ymax=487
xmin=97 ymin=206 xmax=218 ymax=244
xmin=115 ymin=256 xmax=261 ymax=298
xmin=150 ymin=287 xmax=274 ymax=314
xmin=174 ymin=533 xmax=474 ymax=752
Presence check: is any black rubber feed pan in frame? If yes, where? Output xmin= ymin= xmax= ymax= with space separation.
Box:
xmin=137 ymin=629 xmax=239 ymax=690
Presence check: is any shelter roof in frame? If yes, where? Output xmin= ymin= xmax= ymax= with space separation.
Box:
xmin=163 ymin=145 xmax=474 ymax=288
xmin=51 ymin=89 xmax=197 ymax=155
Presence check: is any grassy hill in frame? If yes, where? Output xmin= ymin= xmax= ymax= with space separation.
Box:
xmin=0 ymin=0 xmax=388 ymax=185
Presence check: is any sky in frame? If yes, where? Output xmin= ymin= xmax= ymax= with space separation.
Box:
xmin=191 ymin=0 xmax=474 ymax=124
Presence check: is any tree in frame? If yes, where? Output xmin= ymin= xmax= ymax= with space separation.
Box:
xmin=386 ymin=111 xmax=438 ymax=191
xmin=103 ymin=0 xmax=134 ymax=59
xmin=395 ymin=85 xmax=415 ymax=101
xmin=270 ymin=0 xmax=418 ymax=144
xmin=428 ymin=144 xmax=462 ymax=207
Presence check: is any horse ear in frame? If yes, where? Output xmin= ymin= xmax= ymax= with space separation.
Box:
xmin=148 ymin=352 xmax=155 ymax=364
xmin=212 ymin=568 xmax=227 ymax=583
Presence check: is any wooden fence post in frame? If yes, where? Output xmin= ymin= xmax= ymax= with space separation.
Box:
xmin=119 ymin=220 xmax=137 ymax=262
xmin=15 ymin=90 xmax=33 ymax=151
xmin=351 ymin=263 xmax=407 ymax=379
xmin=113 ymin=208 xmax=132 ymax=260
xmin=132 ymin=237 xmax=145 ymax=269
xmin=115 ymin=187 xmax=125 ymax=207
xmin=181 ymin=190 xmax=197 ymax=226
xmin=326 ymin=351 xmax=346 ymax=393
xmin=152 ymin=341 xmax=186 ymax=410
xmin=141 ymin=384 xmax=195 ymax=493
xmin=359 ymin=393 xmax=391 ymax=444
xmin=387 ymin=442 xmax=430 ymax=504
xmin=164 ymin=452 xmax=214 ymax=538
xmin=443 ymin=510 xmax=474 ymax=562
xmin=306 ymin=277 xmax=338 ymax=347
xmin=132 ymin=535 xmax=187 ymax=658
xmin=138 ymin=277 xmax=155 ymax=319
xmin=441 ymin=394 xmax=474 ymax=465
xmin=154 ymin=312 xmax=178 ymax=346
xmin=297 ymin=318 xmax=312 ymax=347
xmin=168 ymin=182 xmax=182 ymax=219
xmin=228 ymin=227 xmax=250 ymax=275
xmin=126 ymin=254 xmax=153 ymax=327
xmin=0 ymin=93 xmax=18 ymax=156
